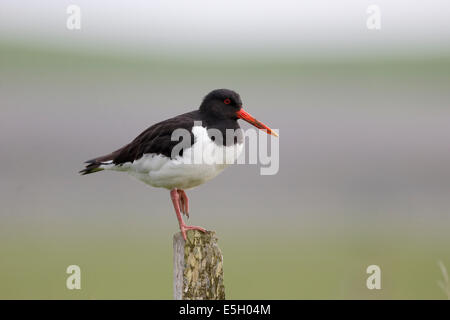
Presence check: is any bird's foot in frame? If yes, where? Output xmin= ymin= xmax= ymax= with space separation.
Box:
xmin=180 ymin=224 xmax=206 ymax=241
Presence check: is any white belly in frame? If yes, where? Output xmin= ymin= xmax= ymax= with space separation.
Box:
xmin=110 ymin=126 xmax=243 ymax=190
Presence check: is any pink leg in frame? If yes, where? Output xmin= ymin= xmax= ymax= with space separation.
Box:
xmin=178 ymin=189 xmax=189 ymax=218
xmin=170 ymin=189 xmax=206 ymax=241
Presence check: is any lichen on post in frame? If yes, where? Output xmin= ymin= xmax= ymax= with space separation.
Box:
xmin=173 ymin=230 xmax=225 ymax=300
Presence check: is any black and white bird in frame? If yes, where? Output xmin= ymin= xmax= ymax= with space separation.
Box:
xmin=80 ymin=89 xmax=278 ymax=240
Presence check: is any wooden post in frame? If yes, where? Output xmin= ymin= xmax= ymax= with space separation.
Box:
xmin=173 ymin=230 xmax=225 ymax=300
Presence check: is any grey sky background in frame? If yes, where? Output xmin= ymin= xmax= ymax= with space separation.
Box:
xmin=1 ymin=1 xmax=449 ymax=227
xmin=1 ymin=0 xmax=450 ymax=57
xmin=1 ymin=1 xmax=450 ymax=227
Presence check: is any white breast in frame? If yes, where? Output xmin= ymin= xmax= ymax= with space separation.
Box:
xmin=111 ymin=126 xmax=243 ymax=190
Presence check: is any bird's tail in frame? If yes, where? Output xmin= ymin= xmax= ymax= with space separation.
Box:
xmin=79 ymin=153 xmax=116 ymax=175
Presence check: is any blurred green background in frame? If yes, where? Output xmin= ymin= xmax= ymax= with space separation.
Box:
xmin=1 ymin=1 xmax=450 ymax=299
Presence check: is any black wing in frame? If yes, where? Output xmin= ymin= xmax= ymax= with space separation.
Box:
xmin=80 ymin=111 xmax=198 ymax=175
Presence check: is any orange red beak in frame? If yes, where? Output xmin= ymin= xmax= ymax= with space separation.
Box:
xmin=236 ymin=108 xmax=279 ymax=137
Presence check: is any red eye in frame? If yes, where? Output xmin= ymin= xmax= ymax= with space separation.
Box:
xmin=224 ymin=98 xmax=231 ymax=105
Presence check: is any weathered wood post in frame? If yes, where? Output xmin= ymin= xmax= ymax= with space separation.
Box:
xmin=173 ymin=230 xmax=225 ymax=300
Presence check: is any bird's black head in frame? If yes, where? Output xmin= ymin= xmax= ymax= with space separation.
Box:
xmin=199 ymin=89 xmax=242 ymax=120
xmin=199 ymin=88 xmax=279 ymax=137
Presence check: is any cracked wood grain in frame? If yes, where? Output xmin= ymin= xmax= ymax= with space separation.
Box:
xmin=173 ymin=230 xmax=225 ymax=300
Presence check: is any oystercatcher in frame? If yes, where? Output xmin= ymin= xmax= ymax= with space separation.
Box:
xmin=80 ymin=89 xmax=278 ymax=240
